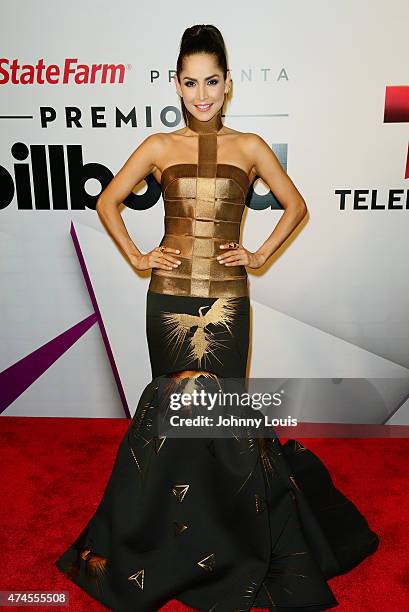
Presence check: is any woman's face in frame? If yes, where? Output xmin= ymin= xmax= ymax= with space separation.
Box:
xmin=174 ymin=53 xmax=230 ymax=124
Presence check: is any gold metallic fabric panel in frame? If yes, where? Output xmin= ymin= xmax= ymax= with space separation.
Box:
xmin=162 ymin=166 xmax=248 ymax=202
xmin=150 ymin=272 xmax=249 ymax=297
xmin=192 ymin=238 xmax=213 ymax=258
xmin=198 ymin=133 xmax=217 ymax=178
xmin=149 ymin=274 xmax=192 ymax=296
xmin=196 ymin=177 xmax=216 ymax=201
xmin=164 ymin=174 xmax=197 ymax=199
xmin=164 ymin=217 xmax=193 ymax=236
xmin=164 ymin=200 xmax=195 ymax=218
xmin=150 ymin=132 xmax=251 ymax=298
xmin=191 ymin=257 xmax=211 ymax=278
xmin=214 ymin=200 xmax=244 ymax=223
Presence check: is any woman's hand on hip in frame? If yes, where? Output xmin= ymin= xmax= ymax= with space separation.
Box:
xmin=129 ymin=246 xmax=181 ymax=271
xmin=217 ymin=244 xmax=266 ymax=269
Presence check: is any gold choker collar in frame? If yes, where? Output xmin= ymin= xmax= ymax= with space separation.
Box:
xmin=185 ymin=106 xmax=223 ymax=134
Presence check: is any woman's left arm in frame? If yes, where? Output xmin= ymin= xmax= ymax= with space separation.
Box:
xmin=217 ymin=133 xmax=307 ymax=269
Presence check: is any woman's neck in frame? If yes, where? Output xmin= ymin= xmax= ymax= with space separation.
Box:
xmin=185 ymin=106 xmax=224 ymax=134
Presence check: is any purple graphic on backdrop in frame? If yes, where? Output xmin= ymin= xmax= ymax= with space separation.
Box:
xmin=0 ymin=222 xmax=131 ymax=418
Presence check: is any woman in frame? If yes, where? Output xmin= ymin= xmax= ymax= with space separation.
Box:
xmin=55 ymin=25 xmax=379 ymax=611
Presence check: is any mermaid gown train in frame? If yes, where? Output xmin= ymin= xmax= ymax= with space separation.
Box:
xmin=54 ymin=108 xmax=379 ymax=611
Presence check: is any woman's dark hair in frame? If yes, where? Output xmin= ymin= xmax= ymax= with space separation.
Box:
xmin=176 ymin=25 xmax=229 ymax=125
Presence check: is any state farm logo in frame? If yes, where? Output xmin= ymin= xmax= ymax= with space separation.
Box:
xmin=0 ymin=57 xmax=129 ymax=85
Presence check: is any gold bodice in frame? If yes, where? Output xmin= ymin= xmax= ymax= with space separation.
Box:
xmin=148 ymin=108 xmax=250 ymax=298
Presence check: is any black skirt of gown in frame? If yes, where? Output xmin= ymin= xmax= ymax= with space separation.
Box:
xmin=54 ymin=290 xmax=380 ymax=611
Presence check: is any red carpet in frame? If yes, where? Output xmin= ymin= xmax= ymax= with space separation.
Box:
xmin=0 ymin=416 xmax=407 ymax=611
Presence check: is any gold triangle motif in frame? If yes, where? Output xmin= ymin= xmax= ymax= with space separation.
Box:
xmin=171 ymin=484 xmax=190 ymax=502
xmin=293 ymin=440 xmax=307 ymax=452
xmin=128 ymin=568 xmax=144 ymax=589
xmin=197 ymin=552 xmax=216 ymax=572
xmin=174 ymin=521 xmax=189 ymax=535
xmin=153 ymin=436 xmax=166 ymax=454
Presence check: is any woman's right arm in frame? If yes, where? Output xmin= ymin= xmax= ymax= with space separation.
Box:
xmin=95 ymin=134 xmax=181 ymax=272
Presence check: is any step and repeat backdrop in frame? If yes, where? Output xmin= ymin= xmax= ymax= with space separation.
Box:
xmin=1 ymin=0 xmax=408 ymax=424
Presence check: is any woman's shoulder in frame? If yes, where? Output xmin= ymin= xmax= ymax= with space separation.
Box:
xmin=229 ymin=129 xmax=265 ymax=143
xmin=141 ymin=129 xmax=188 ymax=150
xmin=221 ymin=129 xmax=267 ymax=158
xmin=221 ymin=127 xmax=266 ymax=148
xmin=137 ymin=131 xmax=176 ymax=160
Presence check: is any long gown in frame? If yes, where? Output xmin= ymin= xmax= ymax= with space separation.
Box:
xmin=54 ymin=107 xmax=379 ymax=611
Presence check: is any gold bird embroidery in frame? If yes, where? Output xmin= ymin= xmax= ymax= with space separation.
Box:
xmin=160 ymin=298 xmax=239 ymax=368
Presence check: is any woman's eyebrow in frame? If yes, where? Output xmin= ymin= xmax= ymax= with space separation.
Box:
xmin=183 ymin=74 xmax=219 ymax=81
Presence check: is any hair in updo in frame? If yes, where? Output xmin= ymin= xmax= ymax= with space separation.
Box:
xmin=176 ymin=25 xmax=229 ymax=125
